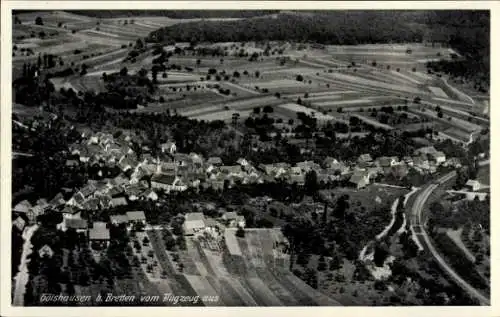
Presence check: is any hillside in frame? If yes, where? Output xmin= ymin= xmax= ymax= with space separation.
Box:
xmin=65 ymin=10 xmax=279 ymax=19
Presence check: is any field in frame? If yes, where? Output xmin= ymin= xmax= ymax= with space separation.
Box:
xmin=142 ymin=228 xmax=343 ymax=306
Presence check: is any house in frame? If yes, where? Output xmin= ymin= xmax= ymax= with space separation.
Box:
xmin=323 ymin=156 xmax=339 ymax=168
xmin=183 ymin=212 xmax=207 ymax=235
xmin=445 ymin=157 xmax=462 ymax=168
xmin=174 ymin=153 xmax=193 ymax=167
xmin=403 ymin=156 xmax=414 ymax=166
xmin=220 ymin=165 xmax=243 ymax=176
xmin=222 ymin=212 xmax=246 ymax=228
xmin=112 ymin=174 xmax=129 ymax=187
xmin=207 ymin=157 xmax=223 ymax=167
xmin=66 ymin=159 xmax=79 ymax=167
xmin=158 ymin=162 xmax=177 ymax=175
xmin=126 ymin=211 xmax=147 ymax=226
xmin=376 ymin=156 xmax=398 ymax=168
xmin=48 ymin=193 xmax=66 ymax=208
xmin=358 ymin=154 xmax=373 ymax=164
xmin=125 ymin=185 xmax=143 ymax=201
xmin=236 ymin=158 xmax=250 ymax=168
xmin=204 ymin=179 xmax=225 ymax=192
xmin=151 ymin=174 xmax=187 ymax=192
xmin=89 ymin=222 xmax=110 ymax=247
xmin=296 ymin=161 xmax=321 ymax=172
xmin=414 ymin=146 xmax=438 ymax=156
xmin=82 ymin=197 xmax=100 ymax=211
xmin=412 ymin=156 xmax=430 ymax=172
xmin=110 ymin=197 xmax=128 ymax=207
xmin=67 ymin=192 xmax=85 ymax=209
xmin=60 ymin=206 xmax=81 ymax=219
xmin=64 ymin=218 xmax=88 ymax=233
xmin=142 ymin=189 xmax=159 ymax=201
xmin=98 ymin=194 xmax=112 ymax=209
xmin=110 ymin=215 xmax=129 ymax=226
xmin=13 ymin=216 xmax=26 ymax=232
xmin=107 ymin=186 xmax=124 ymax=197
xmin=349 ymin=170 xmax=370 ymax=189
xmin=431 ymin=151 xmax=446 ymax=164
xmin=30 ymin=204 xmax=46 ymax=220
xmin=38 ymin=245 xmax=54 ymax=258
xmin=13 ymin=200 xmax=32 ymax=213
xmin=160 ymin=141 xmax=177 ymax=154
xmin=190 ymin=153 xmax=205 ymax=168
xmin=465 ymin=179 xmax=481 ymax=192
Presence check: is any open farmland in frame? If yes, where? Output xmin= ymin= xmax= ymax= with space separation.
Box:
xmin=142 ymin=228 xmax=342 ymax=306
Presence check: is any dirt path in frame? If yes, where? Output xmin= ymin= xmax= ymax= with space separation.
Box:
xmin=12 ymin=224 xmax=39 ymax=306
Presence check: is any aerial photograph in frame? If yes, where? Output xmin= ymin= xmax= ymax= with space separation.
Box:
xmin=9 ymin=9 xmax=490 ymax=307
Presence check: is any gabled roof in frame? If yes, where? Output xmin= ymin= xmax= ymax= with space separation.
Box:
xmin=89 ymin=222 xmax=110 ymax=240
xmin=13 ymin=200 xmax=32 ymax=213
xmin=49 ymin=193 xmax=65 ymax=207
xmin=126 ymin=211 xmax=146 ymax=221
xmin=110 ymin=197 xmax=128 ymax=207
xmin=220 ymin=165 xmax=242 ymax=174
xmin=207 ymin=157 xmax=222 ymax=165
xmin=358 ymin=154 xmax=373 ymax=162
xmin=223 ymin=211 xmax=238 ymax=220
xmin=65 ymin=218 xmax=88 ymax=229
xmin=110 ymin=214 xmax=129 ymax=224
xmin=61 ymin=206 xmax=79 ymax=215
xmin=152 ymin=173 xmax=176 ymax=185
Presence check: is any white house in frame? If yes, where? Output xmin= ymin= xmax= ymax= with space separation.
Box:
xmin=465 ymin=179 xmax=481 ymax=192
xmin=183 ymin=212 xmax=206 ymax=235
xmin=160 ymin=141 xmax=177 ymax=154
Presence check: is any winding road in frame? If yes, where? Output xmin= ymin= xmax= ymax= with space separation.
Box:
xmin=409 ymin=170 xmax=490 ymax=305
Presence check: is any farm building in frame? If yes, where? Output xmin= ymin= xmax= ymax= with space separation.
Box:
xmin=183 ymin=212 xmax=206 ymax=235
xmin=207 ymin=157 xmax=223 ymax=166
xmin=349 ymin=170 xmax=370 ymax=189
xmin=110 ymin=214 xmax=129 ymax=226
xmin=110 ymin=197 xmax=128 ymax=207
xmin=151 ymin=174 xmax=188 ymax=192
xmin=63 ymin=218 xmax=88 ymax=233
xmin=89 ymin=222 xmax=110 ymax=247
xmin=465 ymin=180 xmax=481 ymax=192
xmin=222 ymin=211 xmax=246 ymax=228
xmin=126 ymin=211 xmax=147 ymax=226
xmin=160 ymin=141 xmax=177 ymax=154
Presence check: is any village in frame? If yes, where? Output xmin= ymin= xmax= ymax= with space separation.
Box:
xmin=8 ymin=9 xmax=491 ymax=308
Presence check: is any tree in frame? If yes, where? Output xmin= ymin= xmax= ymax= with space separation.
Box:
xmin=35 ymin=16 xmax=44 ymax=25
xmin=196 ymin=59 xmax=201 ymax=67
xmin=255 ymin=70 xmax=260 ymax=78
xmin=142 ymin=236 xmax=150 ymax=246
xmin=263 ymin=105 xmax=274 ymax=113
xmin=253 ymin=107 xmax=261 ymax=114
xmin=120 ymin=67 xmax=128 ymax=76
xmin=305 ymin=170 xmax=318 ymax=195
xmin=372 ymin=60 xmax=377 ymax=67
xmin=296 ymin=74 xmax=304 ymax=82
xmin=235 ymin=226 xmax=245 ymax=238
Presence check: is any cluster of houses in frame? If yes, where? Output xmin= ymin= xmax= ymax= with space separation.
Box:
xmin=346 ymin=146 xmax=460 ymax=189
xmin=12 ymin=129 xmax=465 ymax=244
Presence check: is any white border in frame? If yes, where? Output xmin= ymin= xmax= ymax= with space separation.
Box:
xmin=1 ymin=2 xmax=498 ymax=317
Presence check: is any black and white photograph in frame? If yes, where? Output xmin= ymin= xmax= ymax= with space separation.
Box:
xmin=1 ymin=2 xmax=496 ymax=315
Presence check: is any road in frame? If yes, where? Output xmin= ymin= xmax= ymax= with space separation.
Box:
xmin=12 ymin=225 xmax=39 ymax=306
xmin=409 ymin=170 xmax=490 ymax=305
